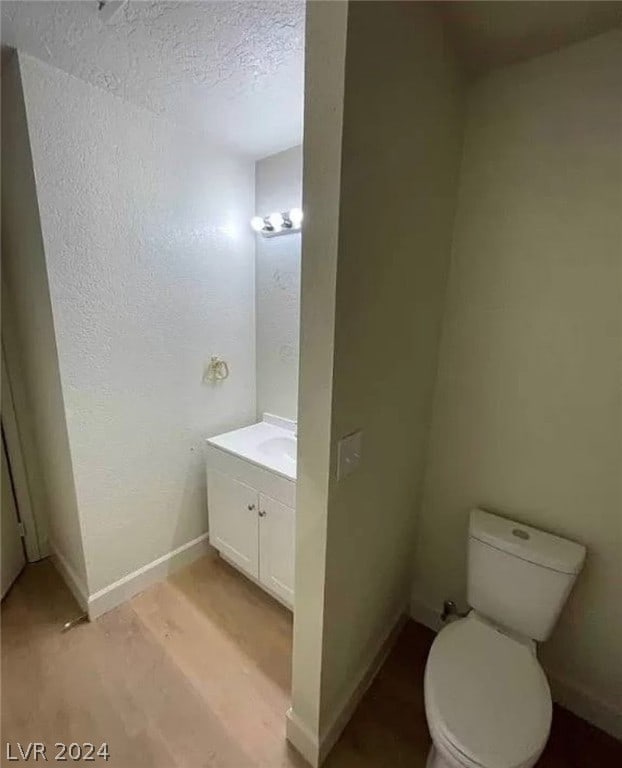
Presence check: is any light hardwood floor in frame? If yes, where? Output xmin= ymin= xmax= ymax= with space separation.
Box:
xmin=2 ymin=554 xmax=303 ymax=768
xmin=2 ymin=555 xmax=621 ymax=767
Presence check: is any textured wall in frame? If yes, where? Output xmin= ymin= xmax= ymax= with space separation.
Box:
xmin=412 ymin=29 xmax=622 ymax=735
xmin=1 ymin=52 xmax=88 ymax=589
xmin=20 ymin=53 xmax=256 ymax=593
xmin=320 ymin=0 xmax=465 ymax=733
xmin=256 ymin=145 xmax=302 ymax=421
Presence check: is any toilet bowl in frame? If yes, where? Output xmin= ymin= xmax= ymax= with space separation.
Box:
xmin=424 ymin=613 xmax=551 ymax=768
xmin=423 ymin=509 xmax=585 ymax=768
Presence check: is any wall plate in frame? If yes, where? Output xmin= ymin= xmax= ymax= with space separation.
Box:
xmin=337 ymin=430 xmax=362 ymax=480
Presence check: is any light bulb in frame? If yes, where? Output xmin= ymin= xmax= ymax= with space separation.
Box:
xmin=289 ymin=207 xmax=303 ymax=228
xmin=251 ymin=216 xmax=264 ymax=232
xmin=268 ymin=212 xmax=284 ymax=230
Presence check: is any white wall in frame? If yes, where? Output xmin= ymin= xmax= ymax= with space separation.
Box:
xmin=412 ymin=29 xmax=622 ymax=737
xmin=2 ymin=51 xmax=88 ymax=590
xmin=19 ymin=53 xmax=256 ymax=594
xmin=255 ymin=145 xmax=303 ymax=421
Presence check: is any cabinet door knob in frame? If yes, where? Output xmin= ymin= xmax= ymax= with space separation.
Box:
xmin=258 ymin=509 xmax=266 ymax=517
xmin=248 ymin=504 xmax=256 ymax=511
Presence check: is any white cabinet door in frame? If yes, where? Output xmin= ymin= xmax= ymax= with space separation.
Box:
xmin=207 ymin=470 xmax=259 ymax=579
xmin=258 ymin=494 xmax=295 ymax=607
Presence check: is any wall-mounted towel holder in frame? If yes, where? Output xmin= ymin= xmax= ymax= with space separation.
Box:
xmin=203 ymin=356 xmax=229 ymax=383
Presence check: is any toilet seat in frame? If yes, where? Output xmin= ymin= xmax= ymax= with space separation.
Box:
xmin=428 ymin=715 xmax=486 ymax=768
xmin=424 ymin=614 xmax=552 ymax=768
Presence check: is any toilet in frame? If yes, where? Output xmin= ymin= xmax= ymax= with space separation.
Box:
xmin=424 ymin=509 xmax=586 ymax=768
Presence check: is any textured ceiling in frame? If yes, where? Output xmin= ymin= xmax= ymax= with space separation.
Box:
xmin=1 ymin=0 xmax=305 ymax=158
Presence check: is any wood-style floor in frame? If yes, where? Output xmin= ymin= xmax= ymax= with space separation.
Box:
xmin=2 ymin=555 xmax=621 ymax=767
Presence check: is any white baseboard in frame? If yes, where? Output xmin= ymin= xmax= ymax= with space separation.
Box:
xmin=409 ymin=594 xmax=443 ymax=633
xmin=287 ymin=605 xmax=408 ymax=767
xmin=286 ymin=708 xmax=320 ymax=768
xmin=50 ymin=541 xmax=89 ymax=613
xmin=87 ymin=533 xmax=210 ymax=620
xmin=319 ymin=607 xmax=408 ymax=763
xmin=548 ymin=672 xmax=622 ymax=741
xmin=408 ymin=595 xmax=622 ymax=742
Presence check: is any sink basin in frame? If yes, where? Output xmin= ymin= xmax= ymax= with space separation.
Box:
xmin=258 ymin=436 xmax=297 ymax=464
xmin=206 ymin=417 xmax=297 ymax=480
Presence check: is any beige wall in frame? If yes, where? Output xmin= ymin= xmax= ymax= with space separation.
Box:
xmin=1 ymin=52 xmax=89 ymax=591
xmin=320 ymin=0 xmax=465 ymax=738
xmin=290 ymin=4 xmax=465 ymax=759
xmin=413 ymin=29 xmax=622 ymax=736
xmin=288 ymin=1 xmax=348 ymax=761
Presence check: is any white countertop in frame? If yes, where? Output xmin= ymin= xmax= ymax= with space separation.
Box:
xmin=206 ymin=415 xmax=297 ymax=481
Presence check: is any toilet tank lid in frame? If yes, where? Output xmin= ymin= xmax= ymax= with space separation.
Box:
xmin=469 ymin=509 xmax=586 ymax=575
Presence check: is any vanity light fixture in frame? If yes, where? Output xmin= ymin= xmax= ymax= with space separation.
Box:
xmin=250 ymin=208 xmax=303 ymax=238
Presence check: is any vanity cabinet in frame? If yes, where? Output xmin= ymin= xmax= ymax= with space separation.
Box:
xmin=207 ymin=468 xmax=295 ymax=608
xmin=258 ymin=494 xmax=295 ymax=606
xmin=207 ymin=470 xmax=259 ymax=578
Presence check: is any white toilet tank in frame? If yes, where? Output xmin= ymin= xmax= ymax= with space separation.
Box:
xmin=468 ymin=509 xmax=586 ymax=641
